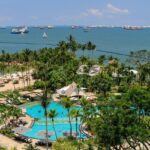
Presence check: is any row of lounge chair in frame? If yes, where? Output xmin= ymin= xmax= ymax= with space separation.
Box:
xmin=35 ymin=140 xmax=52 ymax=147
xmin=0 ymin=72 xmax=32 ymax=87
xmin=63 ymin=131 xmax=79 ymax=137
xmin=14 ymin=135 xmax=32 ymax=143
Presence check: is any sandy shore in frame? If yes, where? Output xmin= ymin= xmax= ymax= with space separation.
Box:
xmin=0 ymin=134 xmax=25 ymax=150
xmin=0 ymin=134 xmax=47 ymax=150
xmin=0 ymin=78 xmax=35 ymax=92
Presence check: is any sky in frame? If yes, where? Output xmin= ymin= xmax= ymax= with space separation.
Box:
xmin=0 ymin=0 xmax=150 ymax=26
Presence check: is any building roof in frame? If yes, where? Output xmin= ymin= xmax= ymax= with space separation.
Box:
xmin=129 ymin=69 xmax=138 ymax=75
xmin=57 ymin=82 xmax=79 ymax=97
xmin=89 ymin=65 xmax=101 ymax=76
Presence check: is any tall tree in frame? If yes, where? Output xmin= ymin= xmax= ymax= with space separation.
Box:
xmin=61 ymin=97 xmax=73 ymax=137
xmin=67 ymin=35 xmax=78 ymax=54
xmin=70 ymin=109 xmax=80 ymax=137
xmin=86 ymin=41 xmax=96 ymax=59
xmin=41 ymin=88 xmax=50 ymax=150
xmin=48 ymin=109 xmax=58 ymax=140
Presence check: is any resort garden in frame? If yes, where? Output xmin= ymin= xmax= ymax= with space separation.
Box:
xmin=0 ymin=36 xmax=150 ymax=150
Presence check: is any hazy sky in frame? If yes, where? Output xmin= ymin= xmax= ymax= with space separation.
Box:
xmin=0 ymin=0 xmax=150 ymax=26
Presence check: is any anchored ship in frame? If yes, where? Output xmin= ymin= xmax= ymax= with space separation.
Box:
xmin=123 ymin=26 xmax=143 ymax=30
xmin=11 ymin=26 xmax=29 ymax=34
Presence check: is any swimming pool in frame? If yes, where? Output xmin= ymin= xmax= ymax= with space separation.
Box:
xmin=22 ymin=101 xmax=87 ymax=140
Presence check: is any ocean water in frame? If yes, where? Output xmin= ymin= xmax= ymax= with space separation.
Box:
xmin=0 ymin=27 xmax=150 ymax=59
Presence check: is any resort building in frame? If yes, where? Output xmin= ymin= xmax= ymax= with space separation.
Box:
xmin=129 ymin=69 xmax=138 ymax=75
xmin=89 ymin=65 xmax=102 ymax=76
xmin=77 ymin=64 xmax=102 ymax=76
xmin=76 ymin=65 xmax=89 ymax=75
xmin=56 ymin=82 xmax=83 ymax=100
xmin=53 ymin=82 xmax=96 ymax=101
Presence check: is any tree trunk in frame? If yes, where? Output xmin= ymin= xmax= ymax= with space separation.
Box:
xmin=76 ymin=117 xmax=78 ymax=138
xmin=21 ymin=72 xmax=25 ymax=88
xmin=68 ymin=110 xmax=72 ymax=137
xmin=52 ymin=120 xmax=58 ymax=140
xmin=45 ymin=109 xmax=49 ymax=150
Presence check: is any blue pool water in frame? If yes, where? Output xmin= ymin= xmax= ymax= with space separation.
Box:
xmin=22 ymin=101 xmax=86 ymax=140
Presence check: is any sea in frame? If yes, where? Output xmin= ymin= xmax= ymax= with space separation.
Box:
xmin=0 ymin=26 xmax=150 ymax=60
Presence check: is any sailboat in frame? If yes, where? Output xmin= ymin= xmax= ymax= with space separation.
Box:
xmin=21 ymin=32 xmax=24 ymax=35
xmin=42 ymin=32 xmax=47 ymax=38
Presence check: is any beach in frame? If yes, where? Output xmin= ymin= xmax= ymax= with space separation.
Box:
xmin=0 ymin=78 xmax=35 ymax=92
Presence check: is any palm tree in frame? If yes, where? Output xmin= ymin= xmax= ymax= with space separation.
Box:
xmin=41 ymin=88 xmax=50 ymax=150
xmin=19 ymin=65 xmax=26 ymax=87
xmin=48 ymin=109 xmax=58 ymax=140
xmin=81 ymin=44 xmax=86 ymax=56
xmin=98 ymin=55 xmax=106 ymax=65
xmin=80 ymin=56 xmax=89 ymax=64
xmin=70 ymin=109 xmax=80 ymax=138
xmin=86 ymin=41 xmax=96 ymax=59
xmin=61 ymin=97 xmax=73 ymax=136
xmin=57 ymin=41 xmax=69 ymax=64
xmin=67 ymin=35 xmax=78 ymax=54
xmin=22 ymin=49 xmax=32 ymax=86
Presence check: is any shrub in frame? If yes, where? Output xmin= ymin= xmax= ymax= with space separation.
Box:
xmin=33 ymin=80 xmax=45 ymax=89
xmin=0 ymin=145 xmax=7 ymax=150
xmin=118 ymin=85 xmax=128 ymax=93
xmin=0 ymin=127 xmax=15 ymax=138
xmin=52 ymin=141 xmax=76 ymax=150
xmin=13 ymin=80 xmax=19 ymax=84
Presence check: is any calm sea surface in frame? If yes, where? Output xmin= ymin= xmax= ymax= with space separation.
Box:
xmin=0 ymin=27 xmax=150 ymax=59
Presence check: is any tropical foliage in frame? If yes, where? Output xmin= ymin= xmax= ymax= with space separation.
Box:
xmin=0 ymin=36 xmax=150 ymax=149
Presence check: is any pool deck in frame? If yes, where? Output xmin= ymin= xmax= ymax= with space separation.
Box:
xmin=0 ymin=109 xmax=47 ymax=150
xmin=20 ymin=108 xmax=34 ymax=128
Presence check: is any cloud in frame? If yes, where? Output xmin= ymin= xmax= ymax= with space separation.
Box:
xmin=82 ymin=8 xmax=102 ymax=17
xmin=72 ymin=4 xmax=129 ymax=21
xmin=107 ymin=3 xmax=129 ymax=14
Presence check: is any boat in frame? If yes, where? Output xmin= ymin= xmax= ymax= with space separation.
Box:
xmin=123 ymin=26 xmax=143 ymax=30
xmin=21 ymin=32 xmax=24 ymax=35
xmin=71 ymin=25 xmax=80 ymax=29
xmin=42 ymin=32 xmax=47 ymax=38
xmin=11 ymin=26 xmax=29 ymax=34
xmin=39 ymin=26 xmax=47 ymax=29
xmin=47 ymin=25 xmax=54 ymax=29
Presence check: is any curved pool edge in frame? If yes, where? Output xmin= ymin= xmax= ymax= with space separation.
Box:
xmin=18 ymin=101 xmax=88 ymax=141
xmin=80 ymin=123 xmax=93 ymax=138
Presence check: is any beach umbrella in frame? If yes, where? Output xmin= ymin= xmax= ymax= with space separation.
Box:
xmin=63 ymin=131 xmax=79 ymax=137
xmin=36 ymin=130 xmax=53 ymax=138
